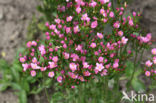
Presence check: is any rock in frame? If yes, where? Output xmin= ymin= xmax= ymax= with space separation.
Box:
xmin=0 ymin=90 xmax=18 ymax=103
xmin=0 ymin=12 xmax=3 ymax=20
xmin=0 ymin=0 xmax=12 ymax=4
xmin=0 ymin=6 xmax=3 ymax=20
xmin=10 ymin=31 xmax=19 ymax=41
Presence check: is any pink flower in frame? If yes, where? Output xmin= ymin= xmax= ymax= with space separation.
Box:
xmin=105 ymin=63 xmax=111 ymax=69
xmin=66 ymin=16 xmax=73 ymax=22
xmin=75 ymin=45 xmax=82 ymax=51
xmin=31 ymin=63 xmax=40 ymax=69
xmin=103 ymin=12 xmax=107 ymax=17
xmin=26 ymin=41 xmax=32 ymax=48
xmin=31 ymin=70 xmax=36 ymax=77
xmin=71 ymin=86 xmax=75 ymax=88
xmin=75 ymin=0 xmax=83 ymax=5
xmin=66 ymin=27 xmax=71 ymax=34
xmin=83 ymin=62 xmax=89 ymax=68
xmin=94 ymin=51 xmax=99 ymax=55
xmin=118 ymin=31 xmax=123 ymax=36
xmin=101 ymin=69 xmax=107 ymax=76
xmin=108 ymin=2 xmax=111 ymax=7
xmin=63 ymin=52 xmax=70 ymax=59
xmin=145 ymin=71 xmax=151 ymax=77
xmin=100 ymin=9 xmax=105 ymax=15
xmin=39 ymin=45 xmax=46 ymax=55
xmin=49 ymin=62 xmax=57 ymax=69
xmin=81 ymin=13 xmax=90 ymax=21
xmin=83 ymin=71 xmax=91 ymax=76
xmin=109 ymin=11 xmax=114 ymax=18
xmin=68 ymin=72 xmax=78 ymax=79
xmin=31 ymin=41 xmax=37 ymax=46
xmin=22 ymin=63 xmax=29 ymax=71
xmin=98 ymin=57 xmax=104 ymax=63
xmin=100 ymin=0 xmax=110 ymax=4
xmin=146 ymin=33 xmax=152 ymax=40
xmin=55 ymin=18 xmax=61 ymax=24
xmin=103 ymin=18 xmax=108 ymax=23
xmin=89 ymin=1 xmax=97 ymax=7
xmin=20 ymin=57 xmax=26 ymax=63
xmin=52 ymin=56 xmax=58 ymax=62
xmin=145 ymin=60 xmax=153 ymax=67
xmin=40 ymin=67 xmax=47 ymax=71
xmin=153 ymin=57 xmax=156 ymax=64
xmin=140 ymin=33 xmax=151 ymax=43
xmin=90 ymin=42 xmax=96 ymax=48
xmin=63 ymin=44 xmax=67 ymax=49
xmin=133 ymin=11 xmax=136 ymax=16
xmin=73 ymin=25 xmax=80 ymax=33
xmin=57 ymin=76 xmax=63 ymax=83
xmin=94 ymin=69 xmax=99 ymax=74
xmin=113 ymin=62 xmax=119 ymax=68
xmin=95 ymin=63 xmax=104 ymax=72
xmin=121 ymin=37 xmax=128 ymax=44
xmin=113 ymin=21 xmax=120 ymax=28
xmin=151 ymin=48 xmax=156 ymax=55
xmin=45 ymin=22 xmax=49 ymax=27
xmin=97 ymin=32 xmax=103 ymax=39
xmin=48 ymin=71 xmax=55 ymax=78
xmin=71 ymin=54 xmax=79 ymax=61
xmin=79 ymin=76 xmax=85 ymax=81
xmin=32 ymin=57 xmax=37 ymax=63
xmin=140 ymin=37 xmax=150 ymax=43
xmin=69 ymin=63 xmax=77 ymax=72
xmin=91 ymin=21 xmax=98 ymax=28
xmin=49 ymin=24 xmax=56 ymax=30
xmin=76 ymin=6 xmax=81 ymax=14
xmin=129 ymin=20 xmax=134 ymax=26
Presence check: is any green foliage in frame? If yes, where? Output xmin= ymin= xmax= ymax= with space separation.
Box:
xmin=37 ymin=0 xmax=66 ymax=22
xmin=27 ymin=16 xmax=48 ymax=41
xmin=125 ymin=61 xmax=146 ymax=92
xmin=50 ymin=78 xmax=122 ymax=103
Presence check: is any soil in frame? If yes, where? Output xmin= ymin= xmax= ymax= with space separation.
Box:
xmin=0 ymin=0 xmax=40 ymax=62
xmin=0 ymin=0 xmax=156 ymax=103
xmin=0 ymin=0 xmax=40 ymax=103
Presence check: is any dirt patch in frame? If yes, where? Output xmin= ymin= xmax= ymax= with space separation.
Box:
xmin=0 ymin=0 xmax=40 ymax=62
xmin=0 ymin=0 xmax=40 ymax=102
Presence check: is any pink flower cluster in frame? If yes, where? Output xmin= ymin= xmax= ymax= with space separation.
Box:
xmin=144 ymin=48 xmax=156 ymax=77
xmin=19 ymin=0 xmax=153 ymax=87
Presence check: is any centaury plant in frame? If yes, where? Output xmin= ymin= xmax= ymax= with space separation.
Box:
xmin=17 ymin=0 xmax=155 ymax=103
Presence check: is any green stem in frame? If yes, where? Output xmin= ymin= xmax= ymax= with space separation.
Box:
xmin=129 ymin=49 xmax=138 ymax=83
xmin=111 ymin=0 xmax=115 ymax=12
xmin=45 ymin=88 xmax=50 ymax=103
xmin=42 ymin=72 xmax=50 ymax=103
xmin=139 ymin=48 xmax=144 ymax=62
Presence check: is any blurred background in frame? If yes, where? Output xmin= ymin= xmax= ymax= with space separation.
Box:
xmin=0 ymin=0 xmax=156 ymax=103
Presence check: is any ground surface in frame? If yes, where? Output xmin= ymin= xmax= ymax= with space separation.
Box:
xmin=0 ymin=0 xmax=40 ymax=103
xmin=0 ymin=0 xmax=156 ymax=103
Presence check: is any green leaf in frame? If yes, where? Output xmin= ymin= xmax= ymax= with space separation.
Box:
xmin=18 ymin=90 xmax=27 ymax=103
xmin=38 ymin=23 xmax=47 ymax=31
xmin=10 ymin=83 xmax=22 ymax=91
xmin=51 ymin=92 xmax=64 ymax=102
xmin=30 ymin=86 xmax=44 ymax=94
xmin=44 ymin=78 xmax=52 ymax=87
xmin=133 ymin=32 xmax=139 ymax=36
xmin=21 ymin=79 xmax=30 ymax=92
xmin=0 ymin=82 xmax=10 ymax=91
xmin=131 ymin=78 xmax=145 ymax=92
xmin=11 ymin=67 xmax=20 ymax=82
xmin=125 ymin=61 xmax=134 ymax=78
